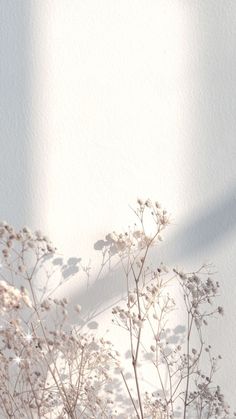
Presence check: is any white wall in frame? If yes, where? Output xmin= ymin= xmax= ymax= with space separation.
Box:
xmin=1 ymin=0 xmax=236 ymax=408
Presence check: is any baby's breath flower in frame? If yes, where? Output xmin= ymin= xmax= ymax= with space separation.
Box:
xmin=75 ymin=304 xmax=82 ymax=313
xmin=22 ymin=226 xmax=31 ymax=234
xmin=137 ymin=198 xmax=144 ymax=206
xmin=0 ymin=207 xmax=231 ymax=419
xmin=18 ymin=265 xmax=26 ymax=273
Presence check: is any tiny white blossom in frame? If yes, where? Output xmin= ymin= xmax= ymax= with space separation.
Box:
xmin=75 ymin=304 xmax=82 ymax=313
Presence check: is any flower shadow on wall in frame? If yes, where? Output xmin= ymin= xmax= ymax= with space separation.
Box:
xmin=67 ymin=187 xmax=236 ymax=327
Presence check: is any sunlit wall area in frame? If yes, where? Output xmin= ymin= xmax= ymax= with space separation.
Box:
xmin=26 ymin=1 xmax=190 ymax=258
xmin=1 ymin=0 xmax=236 ymax=408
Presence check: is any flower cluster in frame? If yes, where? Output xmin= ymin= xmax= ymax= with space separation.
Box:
xmin=0 ymin=318 xmax=118 ymax=418
xmin=173 ymin=268 xmax=223 ymax=328
xmin=95 ymin=199 xmax=170 ymax=258
xmin=0 ymin=221 xmax=56 ymax=255
xmin=106 ymin=200 xmax=233 ymax=419
xmin=0 ymin=222 xmax=119 ymax=419
xmin=0 ymin=280 xmax=32 ymax=313
xmin=0 ymin=199 xmax=233 ymax=419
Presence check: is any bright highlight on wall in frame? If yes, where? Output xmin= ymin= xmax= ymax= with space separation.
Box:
xmin=1 ymin=0 xmax=236 ymax=408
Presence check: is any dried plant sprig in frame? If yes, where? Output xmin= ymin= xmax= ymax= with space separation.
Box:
xmin=0 ymin=200 xmax=234 ymax=418
xmin=99 ymin=199 xmax=233 ymax=419
xmin=0 ymin=223 xmax=118 ymax=419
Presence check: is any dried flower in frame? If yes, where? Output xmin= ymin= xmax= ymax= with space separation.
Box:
xmin=75 ymin=304 xmax=82 ymax=313
xmin=0 ymin=204 xmax=231 ymax=419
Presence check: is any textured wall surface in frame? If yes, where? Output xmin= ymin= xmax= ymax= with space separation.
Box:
xmin=1 ymin=0 xmax=236 ymax=407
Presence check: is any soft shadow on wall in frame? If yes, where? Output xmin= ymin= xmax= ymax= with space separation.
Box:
xmin=64 ymin=186 xmax=236 ymax=322
xmin=186 ymin=2 xmax=236 ymax=206
xmin=0 ymin=2 xmax=34 ymax=227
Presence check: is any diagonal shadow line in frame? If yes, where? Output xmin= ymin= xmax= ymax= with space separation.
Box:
xmin=66 ymin=187 xmax=236 ymax=324
xmin=167 ymin=186 xmax=236 ymax=263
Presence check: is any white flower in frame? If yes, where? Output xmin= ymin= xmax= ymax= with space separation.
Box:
xmin=0 ymin=281 xmax=33 ymax=313
xmin=75 ymin=304 xmax=82 ymax=314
